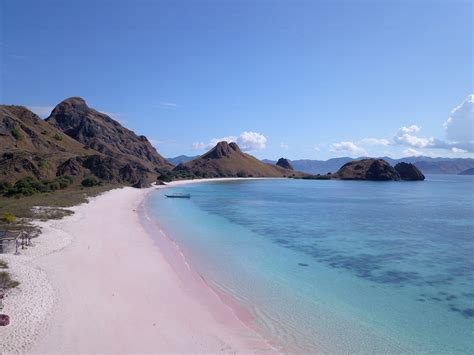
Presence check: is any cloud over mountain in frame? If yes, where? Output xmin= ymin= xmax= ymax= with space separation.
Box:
xmin=443 ymin=95 xmax=473 ymax=148
xmin=330 ymin=141 xmax=367 ymax=156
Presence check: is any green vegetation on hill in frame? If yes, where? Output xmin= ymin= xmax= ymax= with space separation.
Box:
xmin=81 ymin=176 xmax=101 ymax=187
xmin=0 ymin=176 xmax=74 ymax=197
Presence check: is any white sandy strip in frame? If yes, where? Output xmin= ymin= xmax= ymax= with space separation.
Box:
xmin=0 ymin=181 xmax=276 ymax=353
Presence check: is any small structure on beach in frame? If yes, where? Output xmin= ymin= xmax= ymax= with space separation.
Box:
xmin=0 ymin=230 xmax=31 ymax=254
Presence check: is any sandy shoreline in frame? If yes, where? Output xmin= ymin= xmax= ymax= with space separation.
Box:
xmin=0 ymin=179 xmax=277 ymax=353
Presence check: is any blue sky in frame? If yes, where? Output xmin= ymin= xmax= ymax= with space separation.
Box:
xmin=1 ymin=0 xmax=472 ymax=160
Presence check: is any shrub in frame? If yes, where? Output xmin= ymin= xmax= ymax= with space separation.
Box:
xmin=11 ymin=128 xmax=22 ymax=140
xmin=8 ymin=177 xmax=39 ymax=196
xmin=81 ymin=176 xmax=100 ymax=187
xmin=0 ymin=271 xmax=20 ymax=289
xmin=48 ymin=182 xmax=60 ymax=191
xmin=57 ymin=175 xmax=73 ymax=189
xmin=53 ymin=133 xmax=64 ymax=141
xmin=0 ymin=181 xmax=12 ymax=192
xmin=2 ymin=212 xmax=16 ymax=224
xmin=38 ymin=160 xmax=49 ymax=170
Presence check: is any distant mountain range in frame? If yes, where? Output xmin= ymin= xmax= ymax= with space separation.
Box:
xmin=166 ymin=155 xmax=198 ymax=166
xmin=167 ymin=155 xmax=474 ymax=175
xmin=458 ymin=167 xmax=474 ymax=175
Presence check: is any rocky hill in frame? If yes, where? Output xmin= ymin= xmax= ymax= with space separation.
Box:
xmin=394 ymin=162 xmax=426 ymax=180
xmin=458 ymin=167 xmax=474 ymax=175
xmin=46 ymin=97 xmax=172 ymax=170
xmin=333 ymin=159 xmax=425 ymax=181
xmin=263 ymin=157 xmax=474 ymax=175
xmin=173 ymin=141 xmax=295 ymax=178
xmin=0 ymin=98 xmax=174 ymax=187
xmin=0 ymin=105 xmax=95 ymax=181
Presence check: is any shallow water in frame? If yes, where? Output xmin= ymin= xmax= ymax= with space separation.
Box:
xmin=146 ymin=176 xmax=474 ymax=353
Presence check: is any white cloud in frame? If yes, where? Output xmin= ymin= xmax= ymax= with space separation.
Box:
xmin=451 ymin=147 xmax=467 ymax=154
xmin=393 ymin=125 xmax=437 ymax=148
xmin=27 ymin=106 xmax=54 ymax=118
xmin=359 ymin=137 xmax=390 ymax=146
xmin=237 ymin=131 xmax=267 ymax=151
xmin=193 ymin=131 xmax=267 ymax=152
xmin=158 ymin=101 xmax=179 ymax=108
xmin=150 ymin=139 xmax=179 ymax=148
xmin=393 ymin=96 xmax=474 ymax=153
xmin=314 ymin=146 xmax=321 ymax=152
xmin=280 ymin=142 xmax=289 ymax=150
xmin=330 ymin=141 xmax=367 ymax=156
xmin=402 ymin=148 xmax=424 ymax=157
xmin=443 ymin=94 xmax=473 ymax=146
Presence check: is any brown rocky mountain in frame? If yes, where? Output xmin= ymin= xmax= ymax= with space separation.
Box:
xmin=0 ymin=98 xmax=174 ymax=187
xmin=333 ymin=159 xmax=425 ymax=181
xmin=394 ymin=162 xmax=425 ymax=181
xmin=0 ymin=105 xmax=95 ymax=181
xmin=174 ymin=141 xmax=295 ymax=178
xmin=46 ymin=97 xmax=172 ymax=170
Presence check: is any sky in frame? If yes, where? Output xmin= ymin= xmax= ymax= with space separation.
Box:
xmin=1 ymin=0 xmax=472 ymax=160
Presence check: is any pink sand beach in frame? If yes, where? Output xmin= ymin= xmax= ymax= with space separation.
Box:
xmin=0 ymin=182 xmax=276 ymax=353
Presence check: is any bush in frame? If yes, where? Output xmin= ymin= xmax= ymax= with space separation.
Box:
xmin=11 ymin=128 xmax=22 ymax=140
xmin=2 ymin=175 xmax=75 ymax=197
xmin=57 ymin=175 xmax=73 ymax=189
xmin=38 ymin=160 xmax=49 ymax=170
xmin=2 ymin=212 xmax=16 ymax=224
xmin=0 ymin=181 xmax=12 ymax=192
xmin=0 ymin=271 xmax=20 ymax=289
xmin=53 ymin=133 xmax=64 ymax=141
xmin=48 ymin=182 xmax=60 ymax=191
xmin=12 ymin=177 xmax=42 ymax=196
xmin=81 ymin=176 xmax=100 ymax=187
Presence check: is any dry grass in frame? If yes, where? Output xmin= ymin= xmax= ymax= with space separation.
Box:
xmin=0 ymin=183 xmax=121 ymax=229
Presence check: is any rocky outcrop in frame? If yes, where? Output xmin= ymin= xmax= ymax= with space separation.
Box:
xmin=57 ymin=155 xmax=150 ymax=187
xmin=0 ymin=98 xmax=173 ymax=187
xmin=334 ymin=159 xmax=425 ymax=181
xmin=46 ymin=97 xmax=172 ymax=170
xmin=276 ymin=158 xmax=293 ymax=170
xmin=335 ymin=159 xmax=400 ymax=181
xmin=394 ymin=162 xmax=425 ymax=181
xmin=458 ymin=167 xmax=474 ymax=175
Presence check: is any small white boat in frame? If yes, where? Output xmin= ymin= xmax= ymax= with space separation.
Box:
xmin=165 ymin=193 xmax=191 ymax=199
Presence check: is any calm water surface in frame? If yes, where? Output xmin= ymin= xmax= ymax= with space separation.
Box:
xmin=146 ymin=175 xmax=474 ymax=353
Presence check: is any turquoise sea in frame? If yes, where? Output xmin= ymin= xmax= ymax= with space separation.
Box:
xmin=146 ymin=176 xmax=474 ymax=353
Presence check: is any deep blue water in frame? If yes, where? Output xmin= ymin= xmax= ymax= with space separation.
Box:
xmin=147 ymin=175 xmax=474 ymax=353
